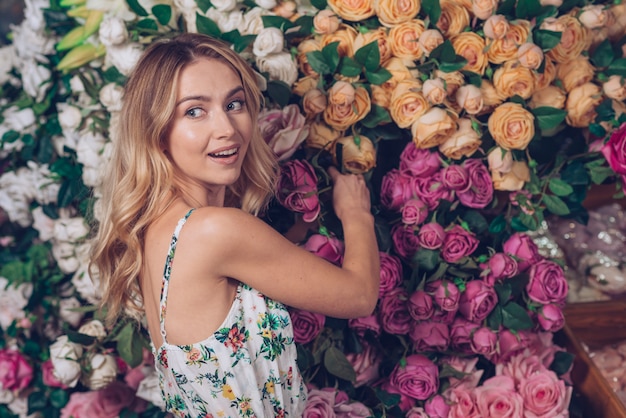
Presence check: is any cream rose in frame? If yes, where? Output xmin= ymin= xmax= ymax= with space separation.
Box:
xmin=603 ymin=75 xmax=626 ymax=101
xmin=547 ymin=15 xmax=591 ymax=64
xmin=327 ymin=0 xmax=375 ymax=22
xmin=302 ymin=88 xmax=328 ymax=115
xmin=488 ymin=102 xmax=535 ymax=150
xmin=529 ymin=86 xmax=566 ymax=109
xmin=534 ymin=57 xmax=557 ymax=91
xmin=411 ymin=107 xmax=457 ymax=149
xmin=256 ymin=51 xmax=299 ymax=86
xmin=253 ymin=27 xmax=284 ymax=58
xmin=492 ymin=161 xmax=530 ymax=191
xmin=472 ymin=0 xmax=498 ymax=20
xmin=555 ymin=56 xmax=595 ymax=92
xmin=486 ymin=20 xmax=531 ymax=64
xmin=492 ymin=60 xmax=536 ymax=100
xmin=439 ymin=118 xmax=482 ymax=159
xmin=437 ymin=0 xmax=470 ymax=37
xmin=418 ymin=29 xmax=444 ymax=56
xmin=375 ymin=0 xmax=421 ymax=27
xmin=487 ymin=147 xmax=513 ymax=173
xmin=332 ymin=135 xmax=376 ymax=174
xmin=321 ymin=24 xmax=358 ymax=57
xmin=388 ymin=20 xmax=425 ymax=60
xmin=456 ymin=84 xmax=483 ymax=114
xmin=314 ymin=9 xmax=340 ymax=35
xmin=272 ymin=1 xmax=297 ymax=18
xmin=49 ymin=335 xmax=83 ymax=388
xmin=86 ymin=354 xmax=118 ymax=390
xmin=296 ymin=38 xmax=322 ymax=77
xmin=517 ymin=43 xmax=543 ymax=70
xmin=324 ymin=83 xmax=371 ymax=130
xmin=422 ymin=78 xmax=447 ymax=105
xmin=484 ymin=14 xmax=509 ymax=39
xmin=306 ymin=121 xmax=344 ymax=150
xmin=579 ymin=4 xmax=609 ymax=30
xmin=389 ymin=79 xmax=430 ymax=128
xmin=451 ymin=32 xmax=488 ymax=75
xmin=78 ymin=320 xmax=107 ymax=339
xmin=565 ymin=82 xmax=602 ymax=128
xmin=354 ymin=28 xmax=392 ymax=64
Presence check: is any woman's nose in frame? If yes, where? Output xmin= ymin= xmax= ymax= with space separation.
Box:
xmin=213 ymin=109 xmax=235 ymax=139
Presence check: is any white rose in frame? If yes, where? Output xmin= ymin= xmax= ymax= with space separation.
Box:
xmin=0 ymin=190 xmax=30 ymax=227
xmin=98 ymin=83 xmax=124 ymax=112
xmin=255 ymin=0 xmax=277 ymax=10
xmin=31 ymin=206 xmax=55 ymax=242
xmin=57 ymin=104 xmax=83 ymax=131
xmin=0 ymin=168 xmax=35 ymax=226
xmin=78 ymin=320 xmax=107 ymax=339
xmin=105 ymin=43 xmax=144 ymax=76
xmin=77 ymin=130 xmax=107 ymax=168
xmin=11 ymin=24 xmax=55 ymax=63
xmin=173 ymin=0 xmax=199 ymax=10
xmin=136 ymin=368 xmax=166 ymax=408
xmin=98 ymin=16 xmax=129 ymax=47
xmin=22 ymin=0 xmax=48 ymax=32
xmin=87 ymin=0 xmax=136 ymax=20
xmin=53 ymin=241 xmax=80 ymax=274
xmin=241 ymin=7 xmax=267 ymax=35
xmin=58 ymin=297 xmax=84 ymax=328
xmin=579 ymin=4 xmax=608 ymax=29
xmin=255 ymin=52 xmax=298 ymax=86
xmin=54 ymin=217 xmax=89 ymax=243
xmin=212 ymin=0 xmax=239 ymax=12
xmin=7 ymin=396 xmax=29 ymax=418
xmin=49 ymin=335 xmax=83 ymax=388
xmin=206 ymin=8 xmax=244 ymax=33
xmin=86 ymin=354 xmax=118 ymax=390
xmin=28 ymin=162 xmax=59 ymax=205
xmin=0 ymin=388 xmax=14 ymax=405
xmin=72 ymin=259 xmax=102 ymax=304
xmin=0 ymin=46 xmax=16 ymax=85
xmin=253 ymin=27 xmax=284 ymax=58
xmin=69 ymin=75 xmax=85 ymax=93
xmin=0 ymin=277 xmax=32 ymax=331
xmin=20 ymin=60 xmax=51 ymax=101
xmin=3 ymin=106 xmax=36 ymax=133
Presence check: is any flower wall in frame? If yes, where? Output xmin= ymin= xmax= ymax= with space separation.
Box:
xmin=1 ymin=0 xmax=626 ymax=416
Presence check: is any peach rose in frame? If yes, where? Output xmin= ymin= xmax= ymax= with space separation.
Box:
xmin=380 ymin=57 xmax=415 ymax=93
xmin=371 ymin=85 xmax=391 ymax=109
xmin=488 ymin=102 xmax=535 ymax=150
xmin=314 ymin=10 xmax=341 ymax=35
xmin=607 ymin=4 xmax=626 ymax=41
xmin=487 ymin=146 xmax=513 ymax=174
xmin=603 ymin=75 xmax=626 ymax=101
xmin=439 ymin=118 xmax=481 ymax=159
xmin=492 ymin=161 xmax=530 ymax=191
xmin=422 ymin=78 xmax=447 ymax=105
xmin=302 ymin=88 xmax=328 ymax=115
xmin=273 ymin=1 xmax=297 ymax=18
xmin=533 ymin=57 xmax=557 ymax=91
xmin=579 ymin=4 xmax=610 ymax=30
xmin=483 ymin=14 xmax=509 ymax=39
xmin=547 ymin=15 xmax=591 ymax=64
xmin=292 ymin=76 xmax=318 ymax=96
xmin=418 ymin=29 xmax=444 ymax=56
xmin=435 ymin=70 xmax=464 ymax=97
xmin=354 ymin=27 xmax=392 ymax=64
xmin=324 ymin=83 xmax=371 ymax=130
xmin=376 ymin=0 xmax=421 ymax=27
xmin=492 ymin=60 xmax=536 ymax=100
xmin=411 ymin=107 xmax=457 ymax=149
xmin=437 ymin=0 xmax=470 ymax=37
xmin=321 ymin=24 xmax=358 ymax=57
xmin=390 ymin=79 xmax=430 ymax=128
xmin=486 ymin=20 xmax=531 ymax=64
xmin=529 ymin=86 xmax=566 ymax=109
xmin=332 ymin=134 xmax=376 ymax=174
xmin=556 ymin=56 xmax=595 ymax=92
xmin=306 ymin=121 xmax=343 ymax=150
xmin=480 ymin=79 xmax=506 ymax=109
xmin=565 ymin=82 xmax=602 ymax=128
xmin=451 ymin=32 xmax=488 ymax=75
xmin=388 ymin=20 xmax=426 ymax=60
xmin=296 ymin=38 xmax=322 ymax=77
xmin=540 ymin=0 xmax=562 ymax=6
xmin=472 ymin=0 xmax=498 ymax=21
xmin=327 ymin=0 xmax=375 ymax=22
xmin=456 ymin=84 xmax=483 ymax=114
xmin=517 ymin=43 xmax=543 ymax=70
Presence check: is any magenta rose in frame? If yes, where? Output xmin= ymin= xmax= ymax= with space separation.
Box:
xmin=417 ymin=222 xmax=445 ymax=250
xmin=537 ymin=303 xmax=565 ymax=332
xmin=492 ymin=329 xmax=532 ymax=364
xmin=441 ymin=225 xmax=479 ymax=263
xmin=304 ymin=233 xmax=345 ymax=265
xmin=277 ymin=159 xmax=320 ymax=222
xmin=303 ymin=387 xmax=337 ymax=417
xmin=456 ymin=159 xmax=494 ymax=209
xmin=380 ymin=169 xmax=414 ymax=211
xmin=431 ymin=306 xmax=457 ymax=324
xmin=427 ymin=279 xmax=460 ymax=312
xmin=409 ymin=320 xmax=450 ymax=352
xmin=450 ymin=317 xmax=479 ymax=353
xmin=379 ymin=287 xmax=412 ymax=335
xmin=482 ymin=253 xmax=518 ymax=286
xmin=518 ymin=369 xmax=572 ymax=417
xmin=601 ymin=122 xmax=626 ymax=176
xmin=412 ymin=173 xmax=453 ymax=211
xmin=61 ymin=382 xmax=144 ymax=418
xmin=345 ymin=342 xmax=381 ymax=388
xmin=502 ymin=232 xmax=542 ymax=272
xmin=527 ymin=260 xmax=568 ymax=305
xmin=399 ymin=143 xmax=441 ymax=177
xmin=348 ymin=314 xmax=382 ymax=337
xmin=458 ymin=280 xmax=498 ymax=322
xmin=259 ymin=104 xmax=309 ymax=161
xmin=379 ymin=252 xmax=403 ymax=297
xmin=401 ymin=198 xmax=429 ymax=225
xmin=0 ymin=348 xmax=33 ymax=391
xmin=475 ymin=376 xmax=524 ymax=417
xmin=391 ymin=224 xmax=420 ymax=261
xmin=441 ymin=164 xmax=470 ymax=192
xmin=470 ymin=327 xmax=498 ymax=356
xmin=425 ymin=394 xmax=451 ymax=418
xmin=408 ymin=289 xmax=434 ymax=321
xmin=390 ymin=354 xmax=439 ymax=401
xmin=290 ymin=308 xmax=326 ymax=344
xmin=381 ymin=380 xmax=417 ymax=412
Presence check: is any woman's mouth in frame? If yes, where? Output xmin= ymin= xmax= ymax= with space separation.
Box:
xmin=208 ymin=147 xmax=239 ymax=158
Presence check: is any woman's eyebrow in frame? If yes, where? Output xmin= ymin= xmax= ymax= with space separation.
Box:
xmin=176 ymin=86 xmax=244 ymax=107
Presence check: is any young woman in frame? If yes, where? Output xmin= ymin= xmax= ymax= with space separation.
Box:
xmin=90 ymin=33 xmax=379 ymax=417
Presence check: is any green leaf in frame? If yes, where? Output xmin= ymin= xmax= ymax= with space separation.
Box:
xmin=233 ymin=34 xmax=256 ymax=53
xmin=365 ymin=67 xmax=392 ymax=85
xmin=354 ymin=41 xmax=380 ymax=72
xmin=50 ymin=388 xmax=70 ymax=408
xmin=487 ymin=305 xmax=503 ymax=330
xmin=518 ymin=212 xmax=539 ymax=231
xmin=495 ymin=282 xmax=513 ymax=306
xmin=515 ymin=0 xmax=542 ymax=19
xmin=115 ymin=322 xmax=144 ymax=367
xmin=533 ymin=29 xmax=561 ymax=51
xmin=102 ymin=66 xmax=127 ymax=85
xmin=306 ymin=50 xmax=331 ymax=75
xmin=65 ymin=328 xmax=97 ymax=345
xmin=321 ymin=41 xmax=340 ymax=74
xmin=196 ymin=13 xmax=221 ymax=37
xmin=588 ymin=165 xmax=615 ymax=185
xmin=542 ymin=194 xmax=570 ymax=216
xmin=324 ymin=346 xmax=356 ymax=382
xmin=28 ymin=391 xmax=48 ymax=412
xmin=266 ymin=80 xmax=291 ymax=108
xmin=262 ymin=15 xmax=294 ymax=30
xmin=461 ymin=210 xmax=489 ymax=235
xmin=152 ymin=4 xmax=172 ymax=26
xmin=489 ymin=214 xmax=506 ymax=234
xmin=531 ymin=106 xmax=566 ymax=131
xmin=127 ymin=0 xmax=149 ymax=16
xmin=501 ymin=302 xmax=534 ymax=330
xmin=607 ymin=57 xmax=626 ymax=77
xmin=430 ymin=39 xmax=456 ymax=62
xmin=310 ymin=0 xmax=327 ymax=10
xmin=550 ymin=350 xmax=574 ymax=376
xmin=461 ymin=70 xmax=482 ymax=87
xmin=548 ymin=178 xmax=574 ymax=196
xmin=421 ymin=0 xmax=442 ymax=23
xmin=338 ymin=56 xmax=362 ymax=77
xmin=412 ymin=248 xmax=440 ymax=271
xmin=591 ymin=38 xmax=615 ymax=68
xmin=2 ymin=130 xmax=20 ymax=143
xmin=361 ymin=104 xmax=391 ymax=128
xmin=195 ymin=0 xmax=213 ymax=13
xmin=136 ymin=18 xmax=158 ymax=31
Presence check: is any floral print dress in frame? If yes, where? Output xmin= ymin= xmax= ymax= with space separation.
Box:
xmin=153 ymin=209 xmax=307 ymax=417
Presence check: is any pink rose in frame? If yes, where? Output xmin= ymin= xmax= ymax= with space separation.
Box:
xmin=441 ymin=225 xmax=479 ymax=263
xmin=498 ymin=351 xmax=545 ymax=385
xmin=259 ymin=104 xmax=310 ymax=161
xmin=390 ymin=354 xmax=439 ymax=401
xmin=493 ymin=329 xmax=531 ymax=364
xmin=601 ymin=122 xmax=626 ymax=176
xmin=412 ymin=173 xmax=453 ymax=211
xmin=409 ymin=320 xmax=450 ymax=352
xmin=458 ymin=280 xmax=498 ymax=322
xmin=401 ymin=198 xmax=428 ymax=225
xmin=61 ymin=382 xmax=144 ymax=418
xmin=527 ymin=260 xmax=568 ymax=305
xmin=470 ymin=327 xmax=498 ymax=356
xmin=518 ymin=370 xmax=572 ymax=417
xmin=537 ymin=303 xmax=565 ymax=332
xmin=379 ymin=252 xmax=403 ymax=297
xmin=381 ymin=169 xmax=414 ymax=211
xmin=348 ymin=314 xmax=381 ymax=337
xmin=417 ymin=222 xmax=445 ymax=249
xmin=346 ymin=342 xmax=381 ymax=387
xmin=444 ymin=356 xmax=483 ymax=389
xmin=42 ymin=359 xmax=68 ymax=389
xmin=379 ymin=287 xmax=412 ymax=335
xmin=290 ymin=308 xmax=326 ymax=344
xmin=335 ymin=400 xmax=371 ymax=417
xmin=303 ymin=387 xmax=336 ymax=417
xmin=381 ymin=380 xmax=417 ymax=412
xmin=405 ymin=406 xmax=430 ymax=417
xmin=457 ymin=159 xmax=494 ymax=209
xmin=304 ymin=233 xmax=345 ymax=265
xmin=391 ymin=224 xmax=420 ymax=261
xmin=482 ymin=253 xmax=518 ymax=286
xmin=447 ymin=386 xmax=481 ymax=418
xmin=61 ymin=392 xmax=98 ymax=418
xmin=425 ymin=394 xmax=451 ymax=418
xmin=399 ymin=143 xmax=441 ymax=177
xmin=441 ymin=164 xmax=470 ymax=192
xmin=408 ymin=290 xmax=434 ymax=321
xmin=450 ymin=317 xmax=479 ymax=353
xmin=277 ymin=160 xmax=320 ymax=222
xmin=502 ymin=232 xmax=542 ymax=272
xmin=0 ymin=348 xmax=33 ymax=391
xmin=475 ymin=376 xmax=524 ymax=417
xmin=427 ymin=279 xmax=460 ymax=312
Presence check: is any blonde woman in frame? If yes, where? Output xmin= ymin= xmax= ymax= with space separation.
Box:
xmin=90 ymin=33 xmax=379 ymax=416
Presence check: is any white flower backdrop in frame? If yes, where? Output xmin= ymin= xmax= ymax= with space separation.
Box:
xmin=1 ymin=0 xmax=626 ymax=416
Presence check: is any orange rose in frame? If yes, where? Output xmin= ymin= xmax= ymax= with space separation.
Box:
xmin=306 ymin=121 xmax=344 ymax=150
xmin=436 ymin=0 xmax=470 ymax=37
xmin=492 ymin=60 xmax=536 ymax=100
xmin=555 ymin=56 xmax=595 ymax=92
xmin=313 ymin=10 xmax=341 ymax=35
xmin=451 ymin=32 xmax=488 ymax=75
xmin=332 ymin=134 xmax=376 ymax=174
xmin=389 ymin=79 xmax=430 ymax=128
xmin=302 ymin=88 xmax=327 ymax=115
xmin=273 ymin=1 xmax=297 ymax=18
xmin=324 ymin=83 xmax=372 ymax=130
xmin=480 ymin=79 xmax=506 ymax=109
xmin=354 ymin=28 xmax=392 ymax=64
xmin=321 ymin=24 xmax=358 ymax=57
xmin=517 ymin=43 xmax=543 ymax=70
xmin=472 ymin=0 xmax=498 ymax=20
xmin=484 ymin=14 xmax=509 ymax=39
xmin=375 ymin=0 xmax=421 ymax=27
xmin=422 ymin=78 xmax=447 ymax=105
xmin=327 ymin=0 xmax=375 ymax=22
xmin=565 ymin=82 xmax=602 ymax=128
xmin=371 ymin=85 xmax=391 ymax=109
xmin=296 ymin=38 xmax=322 ymax=77
xmin=547 ymin=15 xmax=591 ymax=64
xmin=488 ymin=102 xmax=535 ymax=150
xmin=533 ymin=57 xmax=557 ymax=91
xmin=607 ymin=4 xmax=626 ymax=41
xmin=529 ymin=86 xmax=566 ymax=109
xmin=388 ymin=20 xmax=426 ymax=60
xmin=411 ymin=107 xmax=457 ymax=149
xmin=492 ymin=161 xmax=530 ymax=191
xmin=418 ymin=29 xmax=444 ymax=56
xmin=486 ymin=20 xmax=531 ymax=64
xmin=455 ymin=84 xmax=483 ymax=115
xmin=292 ymin=76 xmax=318 ymax=96
xmin=603 ymin=75 xmax=626 ymax=101
xmin=439 ymin=118 xmax=482 ymax=159
xmin=380 ymin=57 xmax=415 ymax=94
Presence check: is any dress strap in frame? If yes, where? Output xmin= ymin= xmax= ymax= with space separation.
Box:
xmin=159 ymin=208 xmax=195 ymax=342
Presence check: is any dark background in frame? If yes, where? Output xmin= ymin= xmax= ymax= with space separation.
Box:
xmin=0 ymin=0 xmax=25 ymax=45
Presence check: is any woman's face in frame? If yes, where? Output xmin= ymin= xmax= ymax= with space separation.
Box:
xmin=166 ymin=58 xmax=252 ymax=201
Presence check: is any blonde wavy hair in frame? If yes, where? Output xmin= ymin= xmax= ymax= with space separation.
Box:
xmin=90 ymin=33 xmax=278 ymax=325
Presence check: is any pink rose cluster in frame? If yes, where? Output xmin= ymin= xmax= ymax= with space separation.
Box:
xmin=258 ymin=104 xmax=310 ymax=162
xmin=303 ymin=386 xmax=371 ymax=417
xmin=60 ymin=381 xmax=146 ymax=418
xmin=277 ymin=159 xmax=321 ymax=222
xmin=0 ymin=348 xmax=33 ymax=392
xmin=601 ymin=122 xmax=626 ymax=186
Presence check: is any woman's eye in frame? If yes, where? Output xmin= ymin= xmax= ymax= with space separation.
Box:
xmin=227 ymin=100 xmax=244 ymax=112
xmin=185 ymin=107 xmax=204 ymax=118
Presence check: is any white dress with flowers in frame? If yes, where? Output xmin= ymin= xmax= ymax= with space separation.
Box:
xmin=153 ymin=209 xmax=307 ymax=417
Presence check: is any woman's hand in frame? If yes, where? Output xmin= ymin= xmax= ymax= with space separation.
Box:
xmin=327 ymin=167 xmax=372 ymax=222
